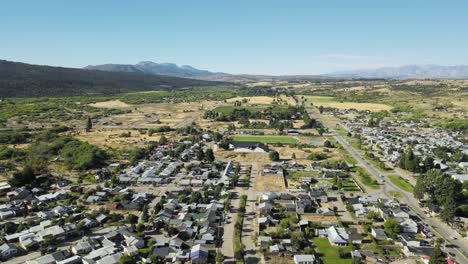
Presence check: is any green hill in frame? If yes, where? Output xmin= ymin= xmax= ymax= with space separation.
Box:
xmin=0 ymin=60 xmax=229 ymax=98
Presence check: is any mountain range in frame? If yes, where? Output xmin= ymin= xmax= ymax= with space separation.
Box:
xmin=86 ymin=61 xmax=468 ymax=79
xmin=325 ymin=64 xmax=468 ymax=79
xmin=85 ymin=61 xmax=225 ymax=78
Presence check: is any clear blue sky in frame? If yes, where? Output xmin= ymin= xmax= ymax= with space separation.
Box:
xmin=1 ymin=0 xmax=467 ymax=75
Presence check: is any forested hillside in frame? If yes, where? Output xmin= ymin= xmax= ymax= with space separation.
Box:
xmin=0 ymin=60 xmax=228 ymax=98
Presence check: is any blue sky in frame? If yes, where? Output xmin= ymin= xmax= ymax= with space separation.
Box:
xmin=1 ymin=0 xmax=467 ymax=75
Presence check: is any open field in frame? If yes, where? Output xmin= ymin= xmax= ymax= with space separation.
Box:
xmin=313 ymin=238 xmax=352 ymax=264
xmin=304 ymin=96 xmax=393 ymax=111
xmin=214 ymin=150 xmax=271 ymax=163
xmin=75 ymin=129 xmax=163 ymax=148
xmin=226 ymin=96 xmax=276 ymax=104
xmin=88 ymin=100 xmax=130 ymax=109
xmin=254 ymin=175 xmax=286 ymax=192
xmin=91 ymin=100 xmax=222 ymax=129
xmin=233 ymin=135 xmax=298 ymax=144
xmin=388 ymin=175 xmax=414 ymax=192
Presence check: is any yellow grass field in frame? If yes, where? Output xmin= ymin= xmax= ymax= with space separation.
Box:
xmin=75 ymin=129 xmax=163 ymax=148
xmin=255 ymin=175 xmax=286 ymax=192
xmin=300 ymin=214 xmax=338 ymax=222
xmin=88 ymin=100 xmax=130 ymax=109
xmin=304 ymin=96 xmax=392 ymax=111
xmin=226 ymin=96 xmax=276 ymax=104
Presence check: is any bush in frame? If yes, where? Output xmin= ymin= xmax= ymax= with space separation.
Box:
xmin=307 ymin=152 xmax=329 ymax=161
xmin=269 ymin=151 xmax=280 ymax=161
xmin=60 ymin=140 xmax=107 ymax=170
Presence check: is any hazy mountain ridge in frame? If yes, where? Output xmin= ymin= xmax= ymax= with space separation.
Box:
xmin=0 ymin=60 xmax=226 ymax=98
xmin=85 ymin=61 xmax=226 ymax=78
xmin=325 ymin=64 xmax=468 ymax=79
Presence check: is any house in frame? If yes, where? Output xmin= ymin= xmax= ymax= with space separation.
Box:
xmin=26 ymin=250 xmax=71 ymax=264
xmin=229 ymin=141 xmax=269 ymax=152
xmin=317 ymin=207 xmax=334 ymax=216
xmin=293 ymin=255 xmax=316 ymax=264
xmin=269 ymin=244 xmax=284 ymax=253
xmin=57 ymin=256 xmax=82 ymax=264
xmin=371 ymin=227 xmax=388 ymax=241
xmin=72 ymin=238 xmax=100 ymax=255
xmin=400 ymin=218 xmax=418 ymax=234
xmin=321 ymin=225 xmax=362 ymax=246
xmin=259 ymin=202 xmax=273 ymax=216
xmin=96 ymin=252 xmax=123 ymax=264
xmin=391 ymin=208 xmax=410 ymax=219
xmin=190 ymin=244 xmax=208 ymax=264
xmin=0 ymin=243 xmax=19 ymax=260
xmin=257 ymin=236 xmax=273 ymax=247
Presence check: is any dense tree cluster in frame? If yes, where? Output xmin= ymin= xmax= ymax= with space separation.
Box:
xmin=398 ymin=149 xmax=434 ymax=173
xmin=413 ymin=169 xmax=465 ymax=222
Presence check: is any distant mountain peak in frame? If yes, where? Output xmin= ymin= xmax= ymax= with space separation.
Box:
xmin=325 ymin=64 xmax=468 ymax=79
xmin=85 ymin=61 xmax=225 ymax=78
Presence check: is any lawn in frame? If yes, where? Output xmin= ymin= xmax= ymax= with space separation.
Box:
xmin=388 ymin=175 xmax=414 ymax=192
xmin=287 ymin=170 xmax=320 ymax=179
xmin=354 ymin=167 xmax=380 ymax=189
xmin=313 ymin=238 xmax=353 ymax=264
xmin=233 ymin=135 xmax=298 ymax=144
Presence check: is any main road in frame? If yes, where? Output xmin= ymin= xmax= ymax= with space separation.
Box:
xmin=304 ymin=104 xmax=468 ymax=263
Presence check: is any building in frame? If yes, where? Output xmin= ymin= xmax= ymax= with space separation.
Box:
xmin=293 ymin=254 xmax=316 ymax=264
xmin=190 ymin=244 xmax=208 ymax=264
xmin=229 ymin=141 xmax=269 ymax=152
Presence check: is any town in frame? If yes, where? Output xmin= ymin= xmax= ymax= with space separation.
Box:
xmin=1 ymin=84 xmax=466 ymax=264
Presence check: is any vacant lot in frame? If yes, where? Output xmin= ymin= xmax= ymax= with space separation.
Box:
xmin=233 ymin=135 xmax=298 ymax=144
xmin=255 ymin=175 xmax=286 ymax=192
xmin=301 ymin=214 xmax=338 ymax=222
xmin=388 ymin=175 xmax=414 ymax=192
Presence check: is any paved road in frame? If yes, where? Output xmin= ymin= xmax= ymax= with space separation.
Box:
xmin=242 ymin=162 xmax=261 ymax=264
xmin=221 ymin=190 xmax=240 ymax=259
xmin=304 ymin=104 xmax=468 ymax=263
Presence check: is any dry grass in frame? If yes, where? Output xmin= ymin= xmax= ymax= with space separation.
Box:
xmin=301 ymin=214 xmax=338 ymax=222
xmin=214 ymin=150 xmax=271 ymax=163
xmin=226 ymin=96 xmax=276 ymax=104
xmin=317 ymin=102 xmax=392 ymax=111
xmin=304 ymin=95 xmax=392 ymax=111
xmin=88 ymin=100 xmax=130 ymax=109
xmin=75 ymin=129 xmax=163 ymax=148
xmin=255 ymin=175 xmax=286 ymax=192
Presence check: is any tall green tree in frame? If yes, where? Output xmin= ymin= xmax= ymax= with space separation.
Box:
xmin=86 ymin=116 xmax=92 ymax=130
xmin=383 ymin=218 xmax=400 ymax=239
xmin=205 ymin=149 xmax=215 ymax=162
xmin=429 ymin=242 xmax=447 ymax=264
xmin=269 ymin=151 xmax=280 ymax=161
